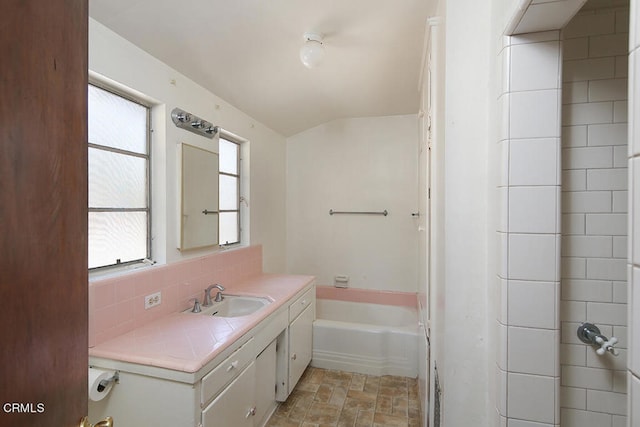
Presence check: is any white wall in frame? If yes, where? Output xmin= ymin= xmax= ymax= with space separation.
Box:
xmin=561 ymin=4 xmax=629 ymax=425
xmin=285 ymin=115 xmax=419 ymax=292
xmin=440 ymin=0 xmax=492 ymax=425
xmin=88 ymin=19 xmax=287 ymax=272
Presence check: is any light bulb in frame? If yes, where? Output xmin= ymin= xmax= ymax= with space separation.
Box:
xmin=300 ymin=33 xmax=324 ymax=69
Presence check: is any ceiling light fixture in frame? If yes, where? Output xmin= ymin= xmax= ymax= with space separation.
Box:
xmin=299 ymin=32 xmax=324 ymax=69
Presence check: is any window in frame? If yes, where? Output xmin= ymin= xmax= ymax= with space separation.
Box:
xmin=219 ymin=135 xmax=241 ymax=245
xmin=88 ymin=84 xmax=151 ymax=269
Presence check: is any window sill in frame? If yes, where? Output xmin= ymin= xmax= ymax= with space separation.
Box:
xmin=89 ymin=259 xmax=157 ymax=282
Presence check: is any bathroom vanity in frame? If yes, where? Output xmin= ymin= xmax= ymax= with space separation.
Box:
xmin=89 ymin=275 xmax=315 ymax=427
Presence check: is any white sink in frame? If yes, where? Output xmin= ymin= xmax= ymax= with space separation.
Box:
xmin=185 ymin=295 xmax=271 ymax=318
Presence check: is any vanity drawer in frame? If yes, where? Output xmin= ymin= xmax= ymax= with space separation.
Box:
xmin=289 ymin=287 xmax=314 ymax=322
xmin=201 ymin=338 xmax=254 ymax=405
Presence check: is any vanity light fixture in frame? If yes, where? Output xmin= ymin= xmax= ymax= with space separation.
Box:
xmin=171 ymin=107 xmax=218 ymax=139
xmin=299 ymin=32 xmax=325 ymax=69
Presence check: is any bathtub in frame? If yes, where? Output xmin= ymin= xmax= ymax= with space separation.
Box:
xmin=312 ymin=298 xmax=419 ymax=377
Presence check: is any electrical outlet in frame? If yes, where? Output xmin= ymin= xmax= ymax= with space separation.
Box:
xmin=144 ymin=291 xmax=162 ymax=309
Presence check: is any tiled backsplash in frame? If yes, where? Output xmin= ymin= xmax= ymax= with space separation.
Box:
xmin=89 ymin=245 xmax=262 ymax=347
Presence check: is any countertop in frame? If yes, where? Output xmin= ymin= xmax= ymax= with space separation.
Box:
xmin=88 ymin=273 xmax=315 ymax=374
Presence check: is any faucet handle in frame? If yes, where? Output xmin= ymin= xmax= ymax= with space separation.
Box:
xmin=213 ymin=285 xmax=225 ymax=303
xmin=596 ymin=336 xmax=619 ymax=356
xmin=190 ymin=298 xmax=202 ymax=313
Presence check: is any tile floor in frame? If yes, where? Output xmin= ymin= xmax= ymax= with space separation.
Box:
xmin=266 ymin=367 xmax=421 ymax=427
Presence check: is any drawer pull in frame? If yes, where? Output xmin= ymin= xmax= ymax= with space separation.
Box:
xmin=301 ymin=300 xmax=307 ymax=305
xmin=245 ymin=406 xmax=256 ymax=418
xmin=226 ymin=360 xmax=239 ymax=372
xmin=291 ymin=353 xmax=297 ymax=361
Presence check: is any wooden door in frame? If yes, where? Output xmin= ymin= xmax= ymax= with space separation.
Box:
xmin=0 ymin=1 xmax=88 ymax=426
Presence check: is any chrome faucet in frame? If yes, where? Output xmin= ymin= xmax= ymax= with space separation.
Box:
xmin=204 ymin=284 xmax=225 ymax=306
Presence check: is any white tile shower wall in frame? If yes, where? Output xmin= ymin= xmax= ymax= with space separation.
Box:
xmin=497 ymin=30 xmax=563 ymax=426
xmin=561 ymin=3 xmax=629 ymax=426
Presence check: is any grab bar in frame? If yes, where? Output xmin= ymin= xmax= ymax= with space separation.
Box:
xmin=329 ymin=209 xmax=388 ymax=216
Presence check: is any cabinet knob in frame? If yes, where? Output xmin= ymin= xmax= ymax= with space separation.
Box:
xmin=245 ymin=406 xmax=256 ymax=418
xmin=291 ymin=353 xmax=297 ymax=361
xmin=226 ymin=360 xmax=239 ymax=372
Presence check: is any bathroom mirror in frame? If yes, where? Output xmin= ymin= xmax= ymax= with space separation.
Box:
xmin=179 ymin=143 xmax=219 ymax=250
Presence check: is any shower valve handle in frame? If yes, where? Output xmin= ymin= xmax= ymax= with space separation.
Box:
xmin=595 ymin=336 xmax=619 ymax=356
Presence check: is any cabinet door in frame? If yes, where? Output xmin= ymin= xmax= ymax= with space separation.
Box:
xmin=288 ymin=305 xmax=313 ymax=391
xmin=202 ymin=361 xmax=256 ymax=427
xmin=254 ymin=341 xmax=277 ymax=426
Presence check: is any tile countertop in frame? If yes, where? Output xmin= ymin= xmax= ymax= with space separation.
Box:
xmin=89 ymin=273 xmax=315 ymax=374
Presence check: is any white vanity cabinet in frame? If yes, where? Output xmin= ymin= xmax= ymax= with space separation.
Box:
xmin=89 ymin=282 xmax=314 ymax=427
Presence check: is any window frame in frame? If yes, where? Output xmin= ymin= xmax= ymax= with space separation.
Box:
xmin=88 ymin=82 xmax=152 ymax=271
xmin=218 ymin=131 xmax=242 ymax=246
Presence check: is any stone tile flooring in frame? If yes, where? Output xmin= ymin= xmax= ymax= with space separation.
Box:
xmin=266 ymin=367 xmax=421 ymax=427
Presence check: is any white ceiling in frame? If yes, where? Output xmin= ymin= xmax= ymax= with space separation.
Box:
xmin=89 ymin=0 xmax=435 ymax=136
